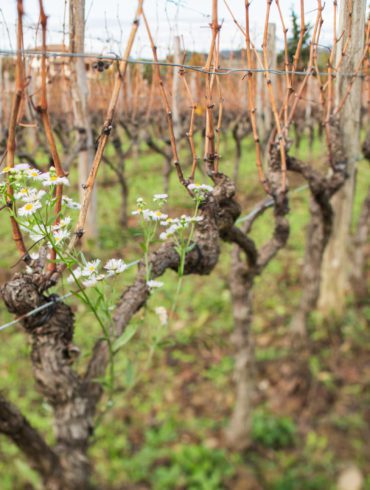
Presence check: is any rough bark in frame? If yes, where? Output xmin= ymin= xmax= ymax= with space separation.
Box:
xmin=319 ymin=0 xmax=367 ymax=314
xmin=362 ymin=132 xmax=370 ymax=161
xmin=87 ymin=174 xmax=234 ymax=384
xmin=290 ymin=198 xmax=329 ymax=336
xmin=1 ymin=173 xmax=247 ymax=488
xmin=0 ymin=394 xmax=63 ymax=490
xmin=225 ymin=152 xmax=290 ymax=449
xmin=224 ymin=248 xmax=255 ymax=449
xmin=1 ymin=274 xmax=96 ymax=490
xmin=287 ymin=154 xmax=346 ymax=336
xmin=231 ymin=116 xmax=249 ymax=184
xmin=350 ymin=187 xmax=370 ymax=299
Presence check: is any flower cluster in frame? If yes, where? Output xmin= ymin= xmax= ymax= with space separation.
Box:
xmin=131 ymin=195 xmax=168 ymax=222
xmin=1 ymin=163 xmax=81 ymax=250
xmin=1 ymin=164 xmax=80 ymax=217
xmin=2 ymin=163 xmax=36 ymax=175
xmin=67 ymin=258 xmax=128 ymax=288
xmin=188 ymin=183 xmax=213 ymax=202
xmin=14 ymin=188 xmax=46 ymax=203
xmin=159 ymin=215 xmax=203 ymax=241
xmin=132 ymin=209 xmax=169 ymax=222
xmin=2 ymin=163 xmax=70 ymax=186
xmin=62 ymin=196 xmax=81 ymax=210
xmin=18 ymin=200 xmax=43 ymax=217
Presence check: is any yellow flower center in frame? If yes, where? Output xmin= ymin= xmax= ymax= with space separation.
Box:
xmin=25 ymin=203 xmax=34 ymax=211
xmin=50 ymin=176 xmax=58 ymax=181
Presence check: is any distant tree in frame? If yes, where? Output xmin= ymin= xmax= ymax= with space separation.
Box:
xmin=281 ymin=9 xmax=312 ymax=68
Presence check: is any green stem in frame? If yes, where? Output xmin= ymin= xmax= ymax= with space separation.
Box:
xmin=170 ymin=200 xmax=201 ymax=319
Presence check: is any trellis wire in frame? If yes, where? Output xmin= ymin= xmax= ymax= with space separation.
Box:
xmin=0 ymin=185 xmax=313 ymax=334
xmin=0 ymin=291 xmax=73 ymax=332
xmin=0 ymin=260 xmax=139 ymax=333
xmin=0 ymin=48 xmax=366 ymax=78
xmin=236 ymin=184 xmax=309 ymax=224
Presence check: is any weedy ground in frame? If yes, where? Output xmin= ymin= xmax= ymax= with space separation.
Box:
xmin=0 ymin=129 xmax=369 ymax=490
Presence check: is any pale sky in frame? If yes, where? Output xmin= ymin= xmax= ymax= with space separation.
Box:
xmin=0 ymin=1 xmax=344 ymax=58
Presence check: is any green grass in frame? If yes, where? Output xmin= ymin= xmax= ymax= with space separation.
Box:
xmin=0 ymin=129 xmax=369 ymax=489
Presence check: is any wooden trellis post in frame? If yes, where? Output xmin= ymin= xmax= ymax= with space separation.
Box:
xmin=319 ymin=0 xmax=367 ymax=314
xmin=69 ymin=0 xmax=97 ymax=239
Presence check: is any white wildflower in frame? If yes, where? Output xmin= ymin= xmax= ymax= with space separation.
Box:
xmin=153 ymin=194 xmax=168 ymax=200
xmin=62 ymin=196 xmax=80 ymax=209
xmin=82 ymin=277 xmax=99 ymax=288
xmin=21 ymin=223 xmax=48 ymax=242
xmin=53 ymin=229 xmax=70 ymax=244
xmin=41 ymin=173 xmax=70 ymax=186
xmin=15 ymin=188 xmax=36 ymax=200
xmin=131 ymin=209 xmax=143 ymax=216
xmin=160 ymin=223 xmax=181 ymax=240
xmin=67 ymin=275 xmax=75 ymax=284
xmin=188 ymin=183 xmax=213 ymax=193
xmin=53 ymin=216 xmax=72 ymax=230
xmin=178 ymin=215 xmax=192 ymax=227
xmin=15 ymin=188 xmax=46 ymax=203
xmin=153 ymin=193 xmax=168 ymax=203
xmin=24 ymin=190 xmax=46 ymax=202
xmin=104 ymin=258 xmax=127 ymax=275
xmin=81 ymin=259 xmax=101 ymax=276
xmin=66 ymin=267 xmax=83 ymax=284
xmin=188 ymin=183 xmax=213 ymax=201
xmin=60 ymin=216 xmax=72 ymax=227
xmin=26 ymin=168 xmax=42 ymax=179
xmin=18 ymin=200 xmax=42 ymax=216
xmin=147 ymin=280 xmax=164 ymax=289
xmin=147 ymin=210 xmax=168 ymax=222
xmin=142 ymin=209 xmax=153 ymax=221
xmin=135 ymin=197 xmax=146 ymax=209
xmin=82 ymin=274 xmax=105 ymax=288
xmin=160 ymin=217 xmax=180 ymax=227
xmin=155 ymin=306 xmax=168 ymax=326
xmin=14 ymin=163 xmax=31 ymax=171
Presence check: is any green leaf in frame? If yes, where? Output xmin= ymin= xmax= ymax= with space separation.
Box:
xmin=112 ymin=323 xmax=139 ymax=353
xmin=125 ymin=360 xmax=135 ymax=388
xmin=46 ymin=214 xmax=57 ymax=226
xmin=185 ymin=243 xmax=196 ymax=253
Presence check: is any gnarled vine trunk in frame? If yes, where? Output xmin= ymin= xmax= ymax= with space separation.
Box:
xmin=1 ymin=174 xmax=252 ymax=489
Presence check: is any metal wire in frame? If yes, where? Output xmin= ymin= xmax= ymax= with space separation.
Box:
xmin=236 ymin=184 xmax=309 ymax=224
xmin=0 ymin=291 xmax=73 ymax=332
xmin=0 ymin=260 xmax=140 ymax=333
xmin=0 ymin=184 xmax=312 ymax=335
xmin=0 ymin=48 xmax=365 ymax=78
